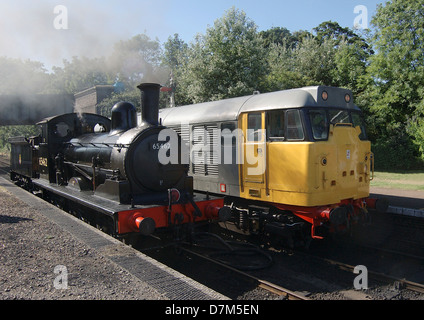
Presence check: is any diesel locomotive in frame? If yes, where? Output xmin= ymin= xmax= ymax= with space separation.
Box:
xmin=159 ymin=86 xmax=386 ymax=246
xmin=9 ymin=83 xmax=229 ymax=243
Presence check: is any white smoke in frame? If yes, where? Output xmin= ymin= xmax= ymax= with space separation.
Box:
xmin=0 ymin=0 xmax=169 ymax=69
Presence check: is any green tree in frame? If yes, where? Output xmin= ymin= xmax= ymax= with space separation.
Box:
xmin=50 ymin=56 xmax=113 ymax=94
xmin=162 ymin=34 xmax=189 ymax=105
xmin=163 ymin=34 xmax=188 ymax=71
xmin=367 ymin=0 xmax=424 ymax=166
xmin=259 ymin=27 xmax=298 ymax=49
xmin=176 ymin=7 xmax=267 ymax=103
xmin=263 ymin=21 xmax=370 ymax=94
xmin=263 ymin=42 xmax=310 ymax=92
xmin=314 ymin=21 xmax=372 ymax=54
xmin=109 ymin=33 xmax=168 ymax=88
xmin=0 ymin=125 xmax=40 ymax=154
xmin=0 ymin=57 xmax=51 ymax=94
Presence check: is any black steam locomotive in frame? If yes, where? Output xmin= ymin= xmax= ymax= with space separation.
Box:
xmin=9 ymin=83 xmax=228 ymax=242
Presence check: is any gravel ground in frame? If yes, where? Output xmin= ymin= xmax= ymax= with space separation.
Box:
xmin=0 ymin=185 xmax=166 ymax=300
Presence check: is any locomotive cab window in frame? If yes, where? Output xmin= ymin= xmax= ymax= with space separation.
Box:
xmin=94 ymin=123 xmax=107 ymax=133
xmin=310 ymin=110 xmax=329 ymax=140
xmin=351 ymin=112 xmax=368 ymax=141
xmin=267 ymin=110 xmax=285 ymax=141
xmin=286 ymin=110 xmax=305 ymax=141
xmin=308 ymin=109 xmax=369 ymax=141
xmin=329 ymin=110 xmax=350 ymax=125
xmin=247 ymin=113 xmax=264 ymax=142
xmin=53 ymin=122 xmax=71 ymax=138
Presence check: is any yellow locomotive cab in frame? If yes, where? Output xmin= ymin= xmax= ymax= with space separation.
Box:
xmin=240 ymin=119 xmax=372 ymax=207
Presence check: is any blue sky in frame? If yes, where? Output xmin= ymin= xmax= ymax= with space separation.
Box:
xmin=161 ymin=0 xmax=385 ymax=41
xmin=0 ymin=0 xmax=386 ymax=68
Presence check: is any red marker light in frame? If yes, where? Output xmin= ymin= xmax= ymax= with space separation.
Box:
xmin=220 ymin=184 xmax=226 ymax=193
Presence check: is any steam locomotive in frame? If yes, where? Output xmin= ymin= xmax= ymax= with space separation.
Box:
xmin=9 ymin=83 xmax=229 ymax=243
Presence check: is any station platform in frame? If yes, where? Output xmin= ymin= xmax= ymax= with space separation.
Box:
xmin=370 ymin=187 xmax=424 ymax=210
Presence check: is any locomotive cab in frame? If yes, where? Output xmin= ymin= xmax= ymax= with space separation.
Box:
xmin=36 ymin=113 xmax=112 ymax=183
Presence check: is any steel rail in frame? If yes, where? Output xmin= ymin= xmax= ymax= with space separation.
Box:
xmin=317 ymin=255 xmax=424 ymax=295
xmin=179 ymin=246 xmax=309 ymax=300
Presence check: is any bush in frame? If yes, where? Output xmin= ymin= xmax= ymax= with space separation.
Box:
xmin=0 ymin=125 xmax=40 ymax=154
xmin=372 ymin=134 xmax=424 ymax=171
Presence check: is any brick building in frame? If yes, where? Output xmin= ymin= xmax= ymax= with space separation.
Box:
xmin=74 ymin=85 xmax=114 ymax=114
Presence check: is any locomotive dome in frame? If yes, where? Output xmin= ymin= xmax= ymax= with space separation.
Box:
xmin=111 ymin=101 xmax=137 ymax=134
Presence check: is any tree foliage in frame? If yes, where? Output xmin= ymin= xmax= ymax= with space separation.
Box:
xmin=0 ymin=57 xmax=50 ymax=94
xmin=365 ymin=0 xmax=424 ymax=167
xmin=174 ymin=7 xmax=267 ymax=103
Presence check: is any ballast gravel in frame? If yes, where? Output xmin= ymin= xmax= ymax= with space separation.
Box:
xmin=0 ymin=186 xmax=166 ymax=300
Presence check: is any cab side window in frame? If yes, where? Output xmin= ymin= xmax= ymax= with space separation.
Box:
xmin=247 ymin=113 xmax=263 ymax=142
xmin=351 ymin=112 xmax=368 ymax=140
xmin=267 ymin=110 xmax=285 ymax=141
xmin=286 ymin=110 xmax=305 ymax=141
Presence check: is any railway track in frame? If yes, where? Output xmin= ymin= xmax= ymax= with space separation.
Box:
xmin=151 ymin=232 xmax=424 ymax=300
xmin=299 ymin=250 xmax=424 ymax=295
xmin=178 ymin=246 xmax=309 ymax=300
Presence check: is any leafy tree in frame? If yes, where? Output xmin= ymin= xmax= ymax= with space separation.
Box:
xmin=331 ymin=39 xmax=368 ymax=96
xmin=162 ymin=34 xmax=189 ymax=105
xmin=0 ymin=125 xmax=40 ymax=154
xmin=259 ymin=27 xmax=298 ymax=49
xmin=50 ymin=56 xmax=114 ymax=94
xmin=263 ymin=21 xmax=370 ymax=95
xmin=264 ymin=34 xmax=339 ymax=91
xmin=163 ymin=34 xmax=188 ymax=71
xmin=109 ymin=33 xmax=168 ymax=88
xmin=0 ymin=57 xmax=50 ymax=94
xmin=263 ymin=42 xmax=311 ymax=92
xmin=366 ymin=0 xmax=424 ymax=164
xmin=314 ymin=21 xmax=372 ymax=53
xmin=176 ymin=7 xmax=267 ymax=103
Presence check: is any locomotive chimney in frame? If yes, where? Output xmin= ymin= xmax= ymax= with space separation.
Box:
xmin=137 ymin=83 xmax=161 ymax=126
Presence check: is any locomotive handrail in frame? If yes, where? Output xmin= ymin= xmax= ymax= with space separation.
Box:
xmin=63 ymin=161 xmax=116 ymax=175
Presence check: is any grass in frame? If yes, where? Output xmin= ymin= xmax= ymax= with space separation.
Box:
xmin=370 ymin=171 xmax=424 ymax=191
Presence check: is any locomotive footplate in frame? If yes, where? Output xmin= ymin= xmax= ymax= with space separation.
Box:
xmin=32 ymin=179 xmax=227 ymax=237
